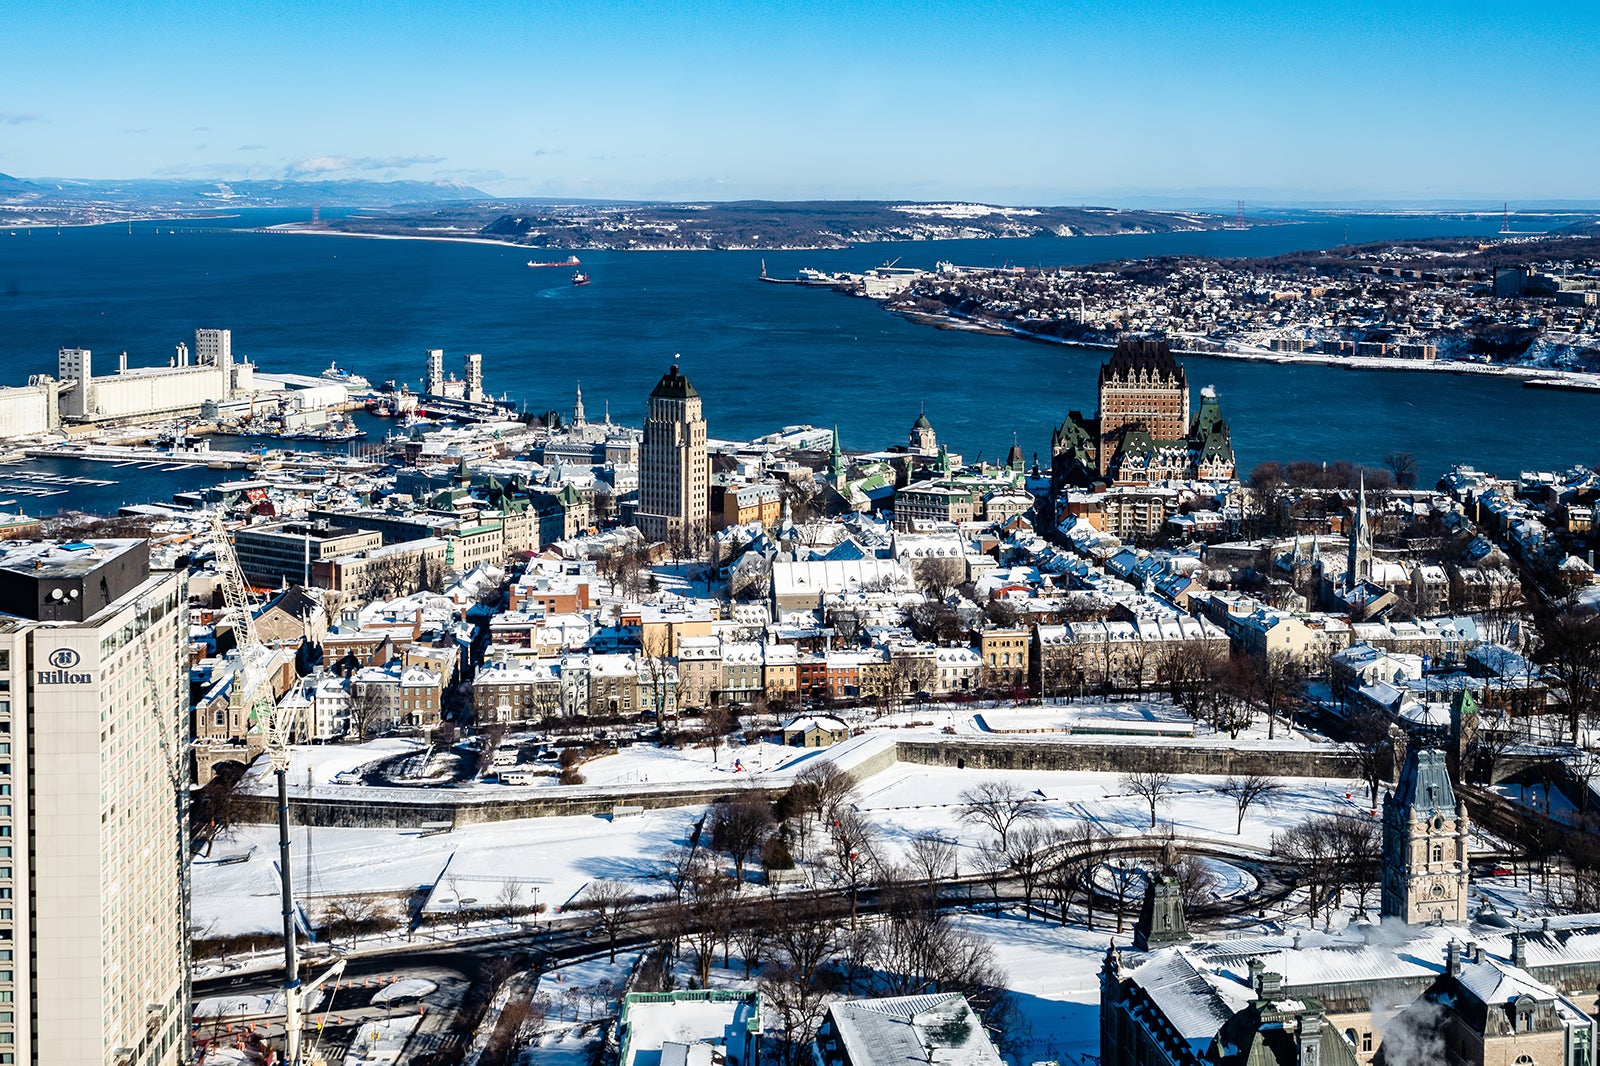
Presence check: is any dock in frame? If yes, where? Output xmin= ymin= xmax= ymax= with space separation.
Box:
xmin=21 ymin=445 xmax=258 ymax=470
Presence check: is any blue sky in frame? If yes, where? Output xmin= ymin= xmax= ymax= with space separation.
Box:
xmin=3 ymin=0 xmax=1594 ymax=203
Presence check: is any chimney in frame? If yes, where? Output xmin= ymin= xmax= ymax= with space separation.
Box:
xmin=1512 ymin=931 xmax=1527 ymax=968
xmin=1258 ymin=970 xmax=1283 ymax=998
xmin=1296 ymin=1013 xmax=1323 ymax=1066
xmin=1446 ymin=939 xmax=1462 ymax=977
xmin=1248 ymin=957 xmax=1265 ymax=988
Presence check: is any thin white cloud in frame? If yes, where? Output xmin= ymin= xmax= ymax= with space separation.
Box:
xmin=0 ymin=112 xmax=47 ymax=126
xmin=285 ymin=154 xmax=444 ymax=177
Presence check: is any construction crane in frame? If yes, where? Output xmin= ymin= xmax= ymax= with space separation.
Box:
xmin=209 ymin=510 xmax=317 ymax=1064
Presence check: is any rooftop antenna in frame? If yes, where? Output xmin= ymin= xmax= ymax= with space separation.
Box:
xmin=1500 ymin=202 xmax=1512 ymax=234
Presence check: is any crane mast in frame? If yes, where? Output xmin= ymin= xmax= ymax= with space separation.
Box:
xmin=209 ymin=510 xmax=310 ymax=1063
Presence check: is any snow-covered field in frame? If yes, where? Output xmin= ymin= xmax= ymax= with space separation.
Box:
xmin=851 ymin=763 xmax=1369 ymax=872
xmin=197 ymin=755 xmax=1375 ymax=937
xmin=195 ymin=807 xmax=703 ymax=937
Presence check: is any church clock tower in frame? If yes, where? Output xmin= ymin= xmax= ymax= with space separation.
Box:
xmin=1381 ymin=747 xmax=1470 ymax=924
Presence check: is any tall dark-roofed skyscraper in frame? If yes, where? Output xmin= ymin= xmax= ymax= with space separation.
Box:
xmin=637 ymin=363 xmax=708 ymax=545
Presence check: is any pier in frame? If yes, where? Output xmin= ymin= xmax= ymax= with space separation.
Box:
xmin=20 ymin=445 xmax=258 ymax=470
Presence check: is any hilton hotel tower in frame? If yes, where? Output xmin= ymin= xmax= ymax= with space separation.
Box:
xmin=0 ymin=539 xmax=189 ymax=1066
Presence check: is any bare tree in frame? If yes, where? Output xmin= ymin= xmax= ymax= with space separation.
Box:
xmin=1104 ymin=855 xmax=1142 ymax=933
xmin=703 ymin=702 xmax=735 ymax=766
xmin=867 ymin=908 xmax=1012 ymax=1028
xmin=824 ymin=809 xmax=880 ymax=928
xmin=1347 ymin=705 xmax=1397 ymax=809
xmin=974 ymin=837 xmax=1010 ymax=917
xmin=733 ymin=915 xmax=769 ymax=979
xmin=318 ymin=892 xmax=388 ymax=950
xmin=916 ymin=557 xmax=967 ymax=603
xmin=495 ymin=878 xmax=525 ymax=919
xmin=1531 ymin=611 xmax=1600 ymax=746
xmin=583 ymin=880 xmax=639 ymax=963
xmin=1004 ymin=823 xmax=1052 ymax=920
xmin=1158 ymin=638 xmax=1223 ymax=720
xmin=1273 ymin=814 xmax=1344 ymax=924
xmin=905 ymin=830 xmax=958 ymax=917
xmin=958 ymin=779 xmax=1046 ymax=851
xmin=1384 ymin=450 xmax=1419 ymax=490
xmin=710 ymin=793 xmax=775 ymax=884
xmin=1219 ymin=773 xmax=1284 ymax=835
xmin=759 ymin=895 xmax=843 ymax=1066
xmin=1120 ymin=758 xmax=1175 ymax=829
xmin=1328 ymin=813 xmax=1381 ymax=916
xmin=655 ymin=842 xmax=710 ymax=902
xmin=685 ymin=873 xmax=737 ymax=984
xmin=790 ymin=762 xmax=859 ymax=857
xmin=344 ymin=683 xmax=383 ymax=742
xmin=1043 ymin=822 xmax=1104 ymax=928
xmin=1170 ymin=850 xmax=1221 ymax=912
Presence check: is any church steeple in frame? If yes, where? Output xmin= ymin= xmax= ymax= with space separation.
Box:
xmin=574 ymin=381 xmax=586 ymax=426
xmin=829 ymin=425 xmax=847 ymax=487
xmin=1347 ymin=472 xmax=1373 ymax=589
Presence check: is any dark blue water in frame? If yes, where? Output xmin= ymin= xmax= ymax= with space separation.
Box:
xmin=1 ymin=210 xmax=1595 ymax=505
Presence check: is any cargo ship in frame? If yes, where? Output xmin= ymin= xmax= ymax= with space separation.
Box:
xmin=527 ymin=255 xmax=582 ymax=268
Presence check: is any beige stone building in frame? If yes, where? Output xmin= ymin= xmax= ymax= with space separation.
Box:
xmin=979 ymin=627 xmax=1030 ymax=688
xmin=637 ymin=364 xmax=708 ymax=545
xmin=0 ymin=539 xmax=190 ymax=1066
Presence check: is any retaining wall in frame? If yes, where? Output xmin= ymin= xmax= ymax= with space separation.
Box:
xmin=893 ymin=737 xmax=1363 ymax=780
xmin=233 ymin=733 xmax=1366 ymax=829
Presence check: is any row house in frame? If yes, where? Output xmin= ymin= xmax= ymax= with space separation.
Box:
xmin=797 ymin=649 xmax=892 ymax=701
xmin=313 ymin=536 xmax=449 ymax=596
xmin=887 ymin=641 xmax=981 ymax=695
xmin=350 ymin=661 xmax=444 ymax=731
xmin=676 ymin=636 xmax=803 ymax=709
xmin=473 ymin=657 xmax=562 ymax=723
xmin=584 ymin=652 xmax=679 ymax=718
xmin=277 ymin=671 xmax=354 ymax=742
xmin=1032 ymin=615 xmax=1228 ymax=693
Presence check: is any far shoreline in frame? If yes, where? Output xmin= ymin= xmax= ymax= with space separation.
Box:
xmin=890 ymin=306 xmax=1600 ymax=391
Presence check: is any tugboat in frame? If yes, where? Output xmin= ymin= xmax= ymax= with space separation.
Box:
xmin=571 ymin=270 xmax=591 ymax=286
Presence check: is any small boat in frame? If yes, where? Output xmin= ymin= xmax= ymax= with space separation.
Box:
xmin=527 ymin=255 xmax=581 ymax=268
xmin=572 ymin=271 xmax=590 ymax=286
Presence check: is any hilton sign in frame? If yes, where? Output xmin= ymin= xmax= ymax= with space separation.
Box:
xmin=37 ymin=647 xmax=92 ymax=685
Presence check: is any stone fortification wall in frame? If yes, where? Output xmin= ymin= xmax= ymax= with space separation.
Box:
xmin=235 ymin=779 xmax=789 ymax=829
xmin=232 ymin=732 xmax=1364 ymax=829
xmin=893 ymin=737 xmax=1361 ymax=780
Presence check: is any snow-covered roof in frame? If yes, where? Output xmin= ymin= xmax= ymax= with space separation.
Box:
xmin=827 ymin=994 xmax=1003 ymax=1066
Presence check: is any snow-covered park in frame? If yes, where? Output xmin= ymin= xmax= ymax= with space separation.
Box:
xmin=196 ymin=747 xmax=1380 ymax=939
